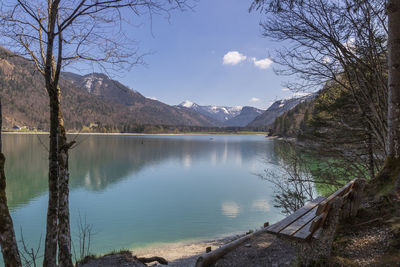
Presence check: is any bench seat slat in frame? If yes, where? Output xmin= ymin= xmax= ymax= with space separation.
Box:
xmin=279 ymin=205 xmax=318 ymax=237
xmin=266 ymin=196 xmax=326 ymax=234
xmin=293 ymin=218 xmax=315 ymax=239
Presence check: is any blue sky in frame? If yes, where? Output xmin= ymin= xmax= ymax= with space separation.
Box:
xmin=88 ymin=0 xmax=293 ymax=109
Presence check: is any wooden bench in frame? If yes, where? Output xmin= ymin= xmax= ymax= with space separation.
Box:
xmin=265 ymin=178 xmax=363 ymax=241
xmin=195 ymin=178 xmax=365 ymax=267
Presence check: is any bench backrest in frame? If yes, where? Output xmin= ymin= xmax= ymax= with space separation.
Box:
xmin=265 ymin=178 xmax=361 ymax=240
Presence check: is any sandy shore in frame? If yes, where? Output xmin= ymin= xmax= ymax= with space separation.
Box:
xmin=132 ymin=230 xmax=295 ymax=267
xmin=132 ymin=235 xmax=238 ymax=266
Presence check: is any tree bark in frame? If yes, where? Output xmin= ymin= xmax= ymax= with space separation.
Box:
xmin=0 ymin=100 xmax=22 ymax=267
xmin=44 ymin=84 xmax=74 ymax=267
xmin=387 ymin=0 xmax=400 ymax=193
xmin=44 ymin=1 xmax=74 ymax=265
xmin=56 ymin=85 xmax=73 ymax=267
xmin=387 ymin=0 xmax=400 ymax=158
xmin=44 ymin=86 xmax=61 ymax=267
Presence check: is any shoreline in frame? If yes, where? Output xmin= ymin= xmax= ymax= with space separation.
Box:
xmin=132 ymin=233 xmax=242 ymax=266
xmin=81 ymin=228 xmax=284 ymax=267
xmin=2 ymin=131 xmax=268 ymax=136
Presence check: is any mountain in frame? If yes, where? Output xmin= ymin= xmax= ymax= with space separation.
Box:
xmin=247 ymin=93 xmax=317 ymax=127
xmin=177 ymin=101 xmax=263 ymax=126
xmin=0 ymin=48 xmax=219 ymax=131
xmin=178 ymin=101 xmax=242 ymax=123
xmin=62 ymin=72 xmax=220 ymax=127
xmin=62 ymin=72 xmax=145 ymax=106
xmin=224 ymin=106 xmax=264 ymax=127
xmin=269 ymin=99 xmax=314 ymax=137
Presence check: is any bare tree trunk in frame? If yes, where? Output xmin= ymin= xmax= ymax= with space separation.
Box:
xmin=44 ymin=2 xmax=65 ymax=265
xmin=56 ymin=86 xmax=73 ymax=267
xmin=44 ymin=86 xmax=61 ymax=267
xmin=0 ymin=100 xmax=22 ymax=267
xmin=386 ymin=0 xmax=400 ymax=193
xmin=44 ymin=84 xmax=74 ymax=267
xmin=387 ymin=0 xmax=400 ymax=159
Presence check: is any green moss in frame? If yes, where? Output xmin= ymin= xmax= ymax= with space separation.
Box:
xmin=367 ymin=156 xmax=400 ymax=197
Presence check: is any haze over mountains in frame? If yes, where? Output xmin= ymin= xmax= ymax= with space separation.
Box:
xmin=0 ymin=47 xmax=310 ymax=131
xmin=177 ymin=101 xmax=264 ymax=127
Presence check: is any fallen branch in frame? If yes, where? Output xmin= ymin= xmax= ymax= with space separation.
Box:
xmin=195 ymin=227 xmax=270 ymax=267
xmin=137 ymin=256 xmax=168 ymax=265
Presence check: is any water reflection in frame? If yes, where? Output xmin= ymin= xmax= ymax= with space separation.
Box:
xmin=221 ymin=201 xmax=240 ymax=218
xmin=2 ymin=134 xmax=285 ymax=263
xmin=251 ymin=199 xmax=271 ymax=213
xmin=3 ymin=134 xmax=274 ymax=209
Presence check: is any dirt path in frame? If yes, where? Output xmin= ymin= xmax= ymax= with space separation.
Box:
xmin=134 ymin=232 xmax=297 ymax=267
xmin=330 ymin=197 xmax=400 ymax=266
xmin=215 ymin=233 xmax=296 ymax=267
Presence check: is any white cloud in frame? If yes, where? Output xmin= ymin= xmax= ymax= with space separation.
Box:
xmin=148 ymin=96 xmax=158 ymax=100
xmin=250 ymin=97 xmax=260 ymax=103
xmin=223 ymin=51 xmax=247 ymax=65
xmin=251 ymin=57 xmax=273 ymax=69
xmin=281 ymin=87 xmax=290 ymax=92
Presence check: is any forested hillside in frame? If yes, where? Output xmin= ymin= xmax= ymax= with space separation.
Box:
xmin=248 ymin=94 xmax=316 ymax=128
xmin=268 ymin=100 xmax=314 ymax=137
xmin=0 ymin=48 xmax=219 ymax=131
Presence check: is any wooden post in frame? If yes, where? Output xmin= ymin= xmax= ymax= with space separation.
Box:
xmin=350 ymin=179 xmax=366 ymax=217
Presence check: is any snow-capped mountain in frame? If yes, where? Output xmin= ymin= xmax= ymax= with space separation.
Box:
xmin=177 ymin=101 xmax=264 ymax=126
xmin=248 ymin=93 xmax=318 ymax=127
xmin=60 ymin=72 xmax=220 ymax=126
xmin=225 ymin=106 xmax=264 ymax=127
xmin=180 ymin=100 xmax=200 ymax=109
xmin=178 ymin=101 xmax=243 ymax=123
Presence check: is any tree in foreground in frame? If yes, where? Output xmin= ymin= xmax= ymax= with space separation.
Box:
xmin=384 ymin=0 xmax=400 ymax=194
xmin=0 ymin=0 xmax=190 ymax=266
xmin=0 ymin=97 xmax=21 ymax=266
xmin=251 ymin=0 xmax=400 ymax=194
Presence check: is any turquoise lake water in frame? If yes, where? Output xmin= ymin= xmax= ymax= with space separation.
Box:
xmin=1 ymin=134 xmax=285 ymax=264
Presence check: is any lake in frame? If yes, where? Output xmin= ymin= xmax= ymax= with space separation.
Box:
xmin=2 ymin=133 xmax=284 ymax=264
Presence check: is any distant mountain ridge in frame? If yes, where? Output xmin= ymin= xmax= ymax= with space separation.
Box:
xmin=0 ymin=47 xmax=220 ymax=130
xmin=62 ymin=72 xmax=145 ymax=106
xmin=177 ymin=101 xmax=263 ymax=127
xmin=178 ymin=100 xmax=243 ymax=122
xmin=248 ymin=93 xmax=318 ymax=127
xmin=0 ymin=47 xmax=313 ymax=131
xmin=60 ymin=72 xmax=220 ymax=127
xmin=225 ymin=106 xmax=264 ymax=127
